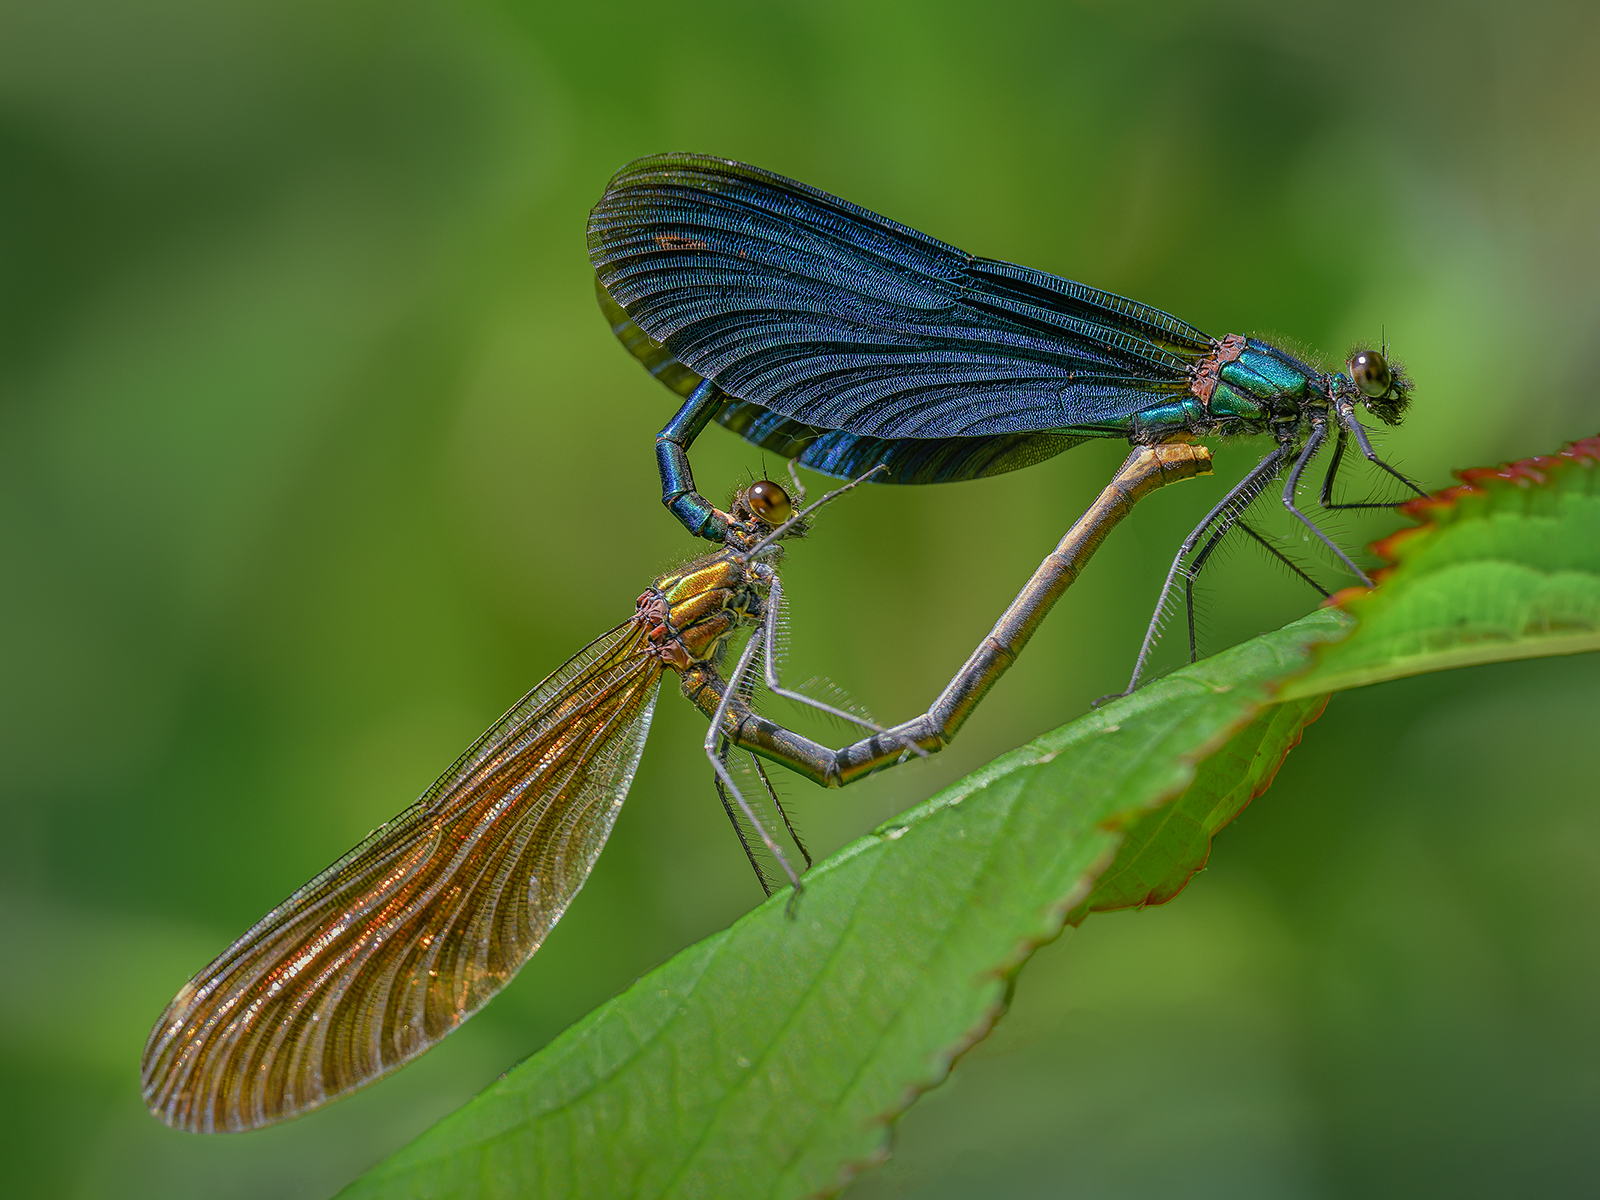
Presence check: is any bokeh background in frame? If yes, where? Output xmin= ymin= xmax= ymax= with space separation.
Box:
xmin=4 ymin=0 xmax=1600 ymax=1196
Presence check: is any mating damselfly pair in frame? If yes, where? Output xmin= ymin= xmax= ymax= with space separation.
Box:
xmin=143 ymin=155 xmax=1423 ymax=1132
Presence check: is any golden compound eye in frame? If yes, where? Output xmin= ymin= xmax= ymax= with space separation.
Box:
xmin=1349 ymin=349 xmax=1393 ymax=398
xmin=746 ymin=480 xmax=793 ymax=526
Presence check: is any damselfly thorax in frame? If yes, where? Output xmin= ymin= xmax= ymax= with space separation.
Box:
xmin=639 ymin=553 xmax=772 ymax=671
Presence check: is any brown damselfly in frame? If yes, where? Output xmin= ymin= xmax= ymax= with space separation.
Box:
xmin=142 ymin=442 xmax=1208 ymax=1132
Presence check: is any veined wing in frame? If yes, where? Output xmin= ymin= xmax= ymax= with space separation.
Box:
xmin=588 ymin=153 xmax=1213 ymax=440
xmin=142 ymin=621 xmax=663 ymax=1133
xmin=596 ymin=273 xmax=1090 ymax=484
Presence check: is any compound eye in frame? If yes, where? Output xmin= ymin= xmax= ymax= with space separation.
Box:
xmin=1349 ymin=349 xmax=1393 ymax=398
xmin=746 ymin=480 xmax=792 ymax=526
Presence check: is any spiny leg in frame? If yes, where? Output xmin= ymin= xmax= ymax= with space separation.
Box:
xmin=1337 ymin=405 xmax=1429 ymax=500
xmin=1318 ymin=427 xmax=1361 ymax=509
xmin=1184 ymin=524 xmax=1229 ymax=664
xmin=722 ymin=654 xmax=814 ymax=876
xmin=714 ymin=736 xmax=776 ymax=896
xmin=759 ymin=575 xmax=880 ymax=732
xmin=1235 ymin=521 xmax=1331 ymax=599
xmin=1280 ymin=418 xmax=1376 ymax=587
xmin=1320 ymin=422 xmax=1427 ymax=511
xmin=1117 ymin=443 xmax=1294 ymax=698
xmin=750 ymin=753 xmax=811 ymax=870
xmin=703 ymin=625 xmax=804 ymax=893
xmin=1184 ymin=518 xmax=1330 ymax=663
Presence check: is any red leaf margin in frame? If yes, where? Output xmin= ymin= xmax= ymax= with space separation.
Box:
xmin=1324 ymin=434 xmax=1600 ymax=607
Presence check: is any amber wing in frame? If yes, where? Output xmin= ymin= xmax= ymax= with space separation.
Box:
xmin=141 ymin=621 xmax=663 ymax=1132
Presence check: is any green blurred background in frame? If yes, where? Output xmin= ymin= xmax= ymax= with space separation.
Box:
xmin=4 ymin=0 xmax=1599 ymax=1195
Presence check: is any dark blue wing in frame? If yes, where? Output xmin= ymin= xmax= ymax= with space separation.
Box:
xmin=720 ymin=395 xmax=1089 ymax=483
xmin=597 ymin=274 xmax=1088 ymax=484
xmin=588 ymin=154 xmax=1214 ymax=440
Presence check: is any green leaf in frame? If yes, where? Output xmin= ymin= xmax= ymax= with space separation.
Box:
xmin=1068 ymin=692 xmax=1330 ymax=922
xmin=339 ymin=609 xmax=1351 ymax=1200
xmin=341 ymin=435 xmax=1600 ymax=1200
xmin=1280 ymin=436 xmax=1600 ymax=700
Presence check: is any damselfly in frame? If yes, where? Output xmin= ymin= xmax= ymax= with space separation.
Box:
xmin=142 ymin=476 xmax=845 ymax=1132
xmin=142 ymin=441 xmax=1208 ymax=1132
xmin=589 ymin=153 xmax=1426 ymax=691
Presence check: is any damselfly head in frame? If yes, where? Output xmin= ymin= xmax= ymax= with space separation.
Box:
xmin=745 ymin=480 xmax=794 ymax=527
xmin=727 ymin=479 xmax=808 ymax=551
xmin=732 ymin=463 xmax=886 ymax=560
xmin=1344 ymin=346 xmax=1412 ymax=425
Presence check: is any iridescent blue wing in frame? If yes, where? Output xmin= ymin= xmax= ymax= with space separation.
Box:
xmin=718 ymin=394 xmax=1088 ymax=482
xmin=588 ymin=153 xmax=1214 ymax=440
xmin=596 ymin=274 xmax=1087 ymax=484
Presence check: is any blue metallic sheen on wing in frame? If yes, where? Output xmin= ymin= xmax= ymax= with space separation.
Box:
xmin=588 ymin=154 xmax=1215 ymax=440
xmin=717 ymin=396 xmax=1091 ymax=483
xmin=598 ymin=273 xmax=1094 ymax=485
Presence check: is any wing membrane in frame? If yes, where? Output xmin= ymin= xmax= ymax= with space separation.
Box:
xmin=597 ymin=274 xmax=1089 ymax=483
xmin=588 ymin=153 xmax=1213 ymax=439
xmin=142 ymin=621 xmax=663 ymax=1132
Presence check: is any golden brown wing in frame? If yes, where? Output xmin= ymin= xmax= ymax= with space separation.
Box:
xmin=142 ymin=620 xmax=663 ymax=1132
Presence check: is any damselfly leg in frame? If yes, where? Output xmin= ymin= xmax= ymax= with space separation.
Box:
xmin=1184 ymin=519 xmax=1331 ymax=666
xmin=706 ymin=465 xmax=930 ymax=895
xmin=1281 ymin=417 xmax=1378 ymax=585
xmin=713 ymin=742 xmax=778 ymax=893
xmin=707 ymin=627 xmax=806 ymax=894
xmin=1118 ymin=406 xmax=1427 ymax=697
xmin=1117 ymin=444 xmax=1293 ymax=699
xmin=1320 ymin=419 xmax=1429 ymax=511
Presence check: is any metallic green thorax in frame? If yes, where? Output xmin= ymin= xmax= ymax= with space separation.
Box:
xmin=1132 ymin=334 xmax=1320 ymax=440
